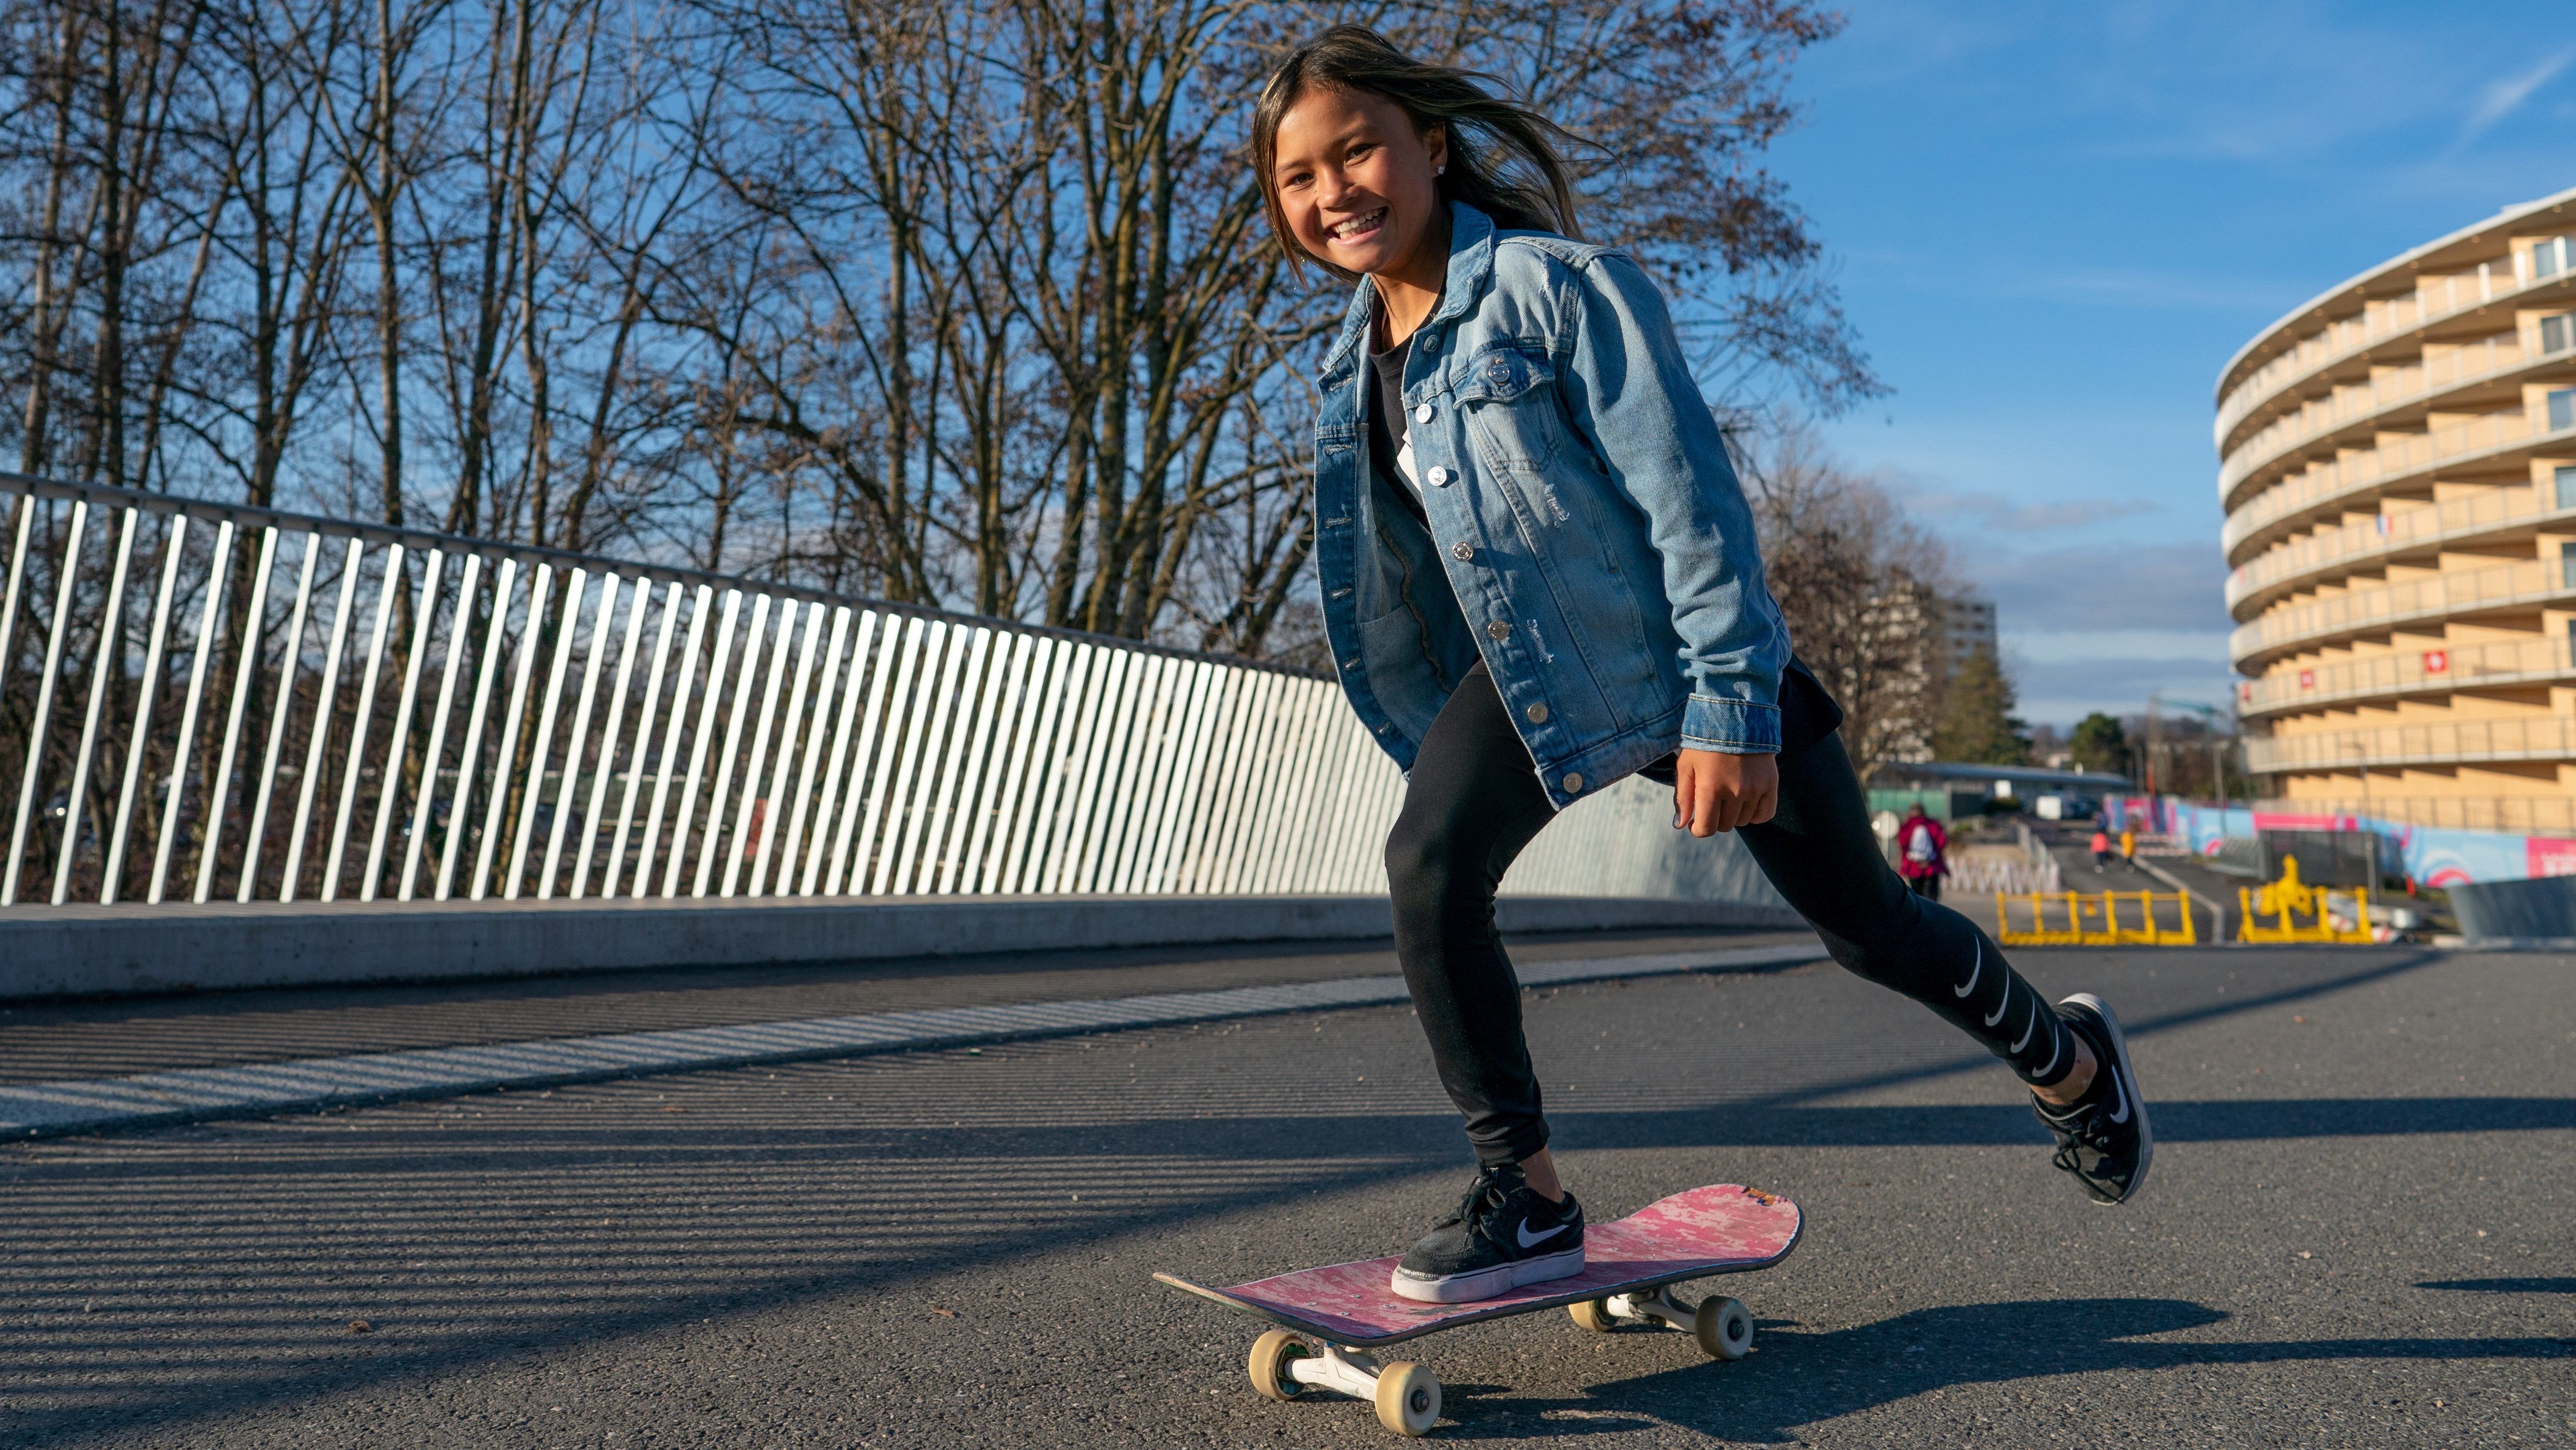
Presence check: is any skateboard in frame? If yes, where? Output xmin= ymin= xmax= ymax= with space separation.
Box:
xmin=1155 ymin=1183 xmax=1801 ymax=1437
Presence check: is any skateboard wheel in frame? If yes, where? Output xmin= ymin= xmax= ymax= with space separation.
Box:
xmin=1694 ymin=1296 xmax=1753 ymax=1361
xmin=1568 ymin=1297 xmax=1619 ymax=1332
xmin=1247 ymin=1329 xmax=1308 ymax=1401
xmin=1373 ymin=1361 xmax=1440 ymax=1437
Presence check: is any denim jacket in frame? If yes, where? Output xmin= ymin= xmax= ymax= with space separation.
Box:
xmin=1314 ymin=201 xmax=1792 ymax=808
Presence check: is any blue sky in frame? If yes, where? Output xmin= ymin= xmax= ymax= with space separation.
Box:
xmin=1767 ymin=0 xmax=2576 ymax=728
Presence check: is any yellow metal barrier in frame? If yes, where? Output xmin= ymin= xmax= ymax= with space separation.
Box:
xmin=1993 ymin=891 xmax=2199 ymax=947
xmin=2237 ymin=855 xmax=2377 ymax=943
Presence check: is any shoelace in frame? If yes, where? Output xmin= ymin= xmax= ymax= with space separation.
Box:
xmin=2046 ymin=1102 xmax=2120 ymax=1169
xmin=1436 ymin=1168 xmax=1517 ymax=1248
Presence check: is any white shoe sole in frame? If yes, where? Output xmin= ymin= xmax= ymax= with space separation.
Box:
xmin=1389 ymin=1244 xmax=1585 ymax=1304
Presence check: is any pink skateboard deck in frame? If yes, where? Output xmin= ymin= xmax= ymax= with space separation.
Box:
xmin=1156 ymin=1183 xmax=1801 ymax=1348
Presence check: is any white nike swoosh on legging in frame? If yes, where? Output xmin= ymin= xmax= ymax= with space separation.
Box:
xmin=2010 ymin=998 xmax=2036 ymax=1053
xmin=1985 ymin=986 xmax=2009 ymax=1028
xmin=2030 ymin=1014 xmax=2062 ymax=1079
xmin=1516 ymin=1219 xmax=1569 ymax=1249
xmin=1952 ymin=940 xmax=1982 ymax=999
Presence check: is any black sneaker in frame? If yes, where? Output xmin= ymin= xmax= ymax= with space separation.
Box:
xmin=1389 ymin=1164 xmax=1585 ymax=1303
xmin=2034 ymin=992 xmax=2153 ymax=1205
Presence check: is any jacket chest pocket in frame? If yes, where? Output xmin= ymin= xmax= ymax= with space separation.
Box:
xmin=1456 ymin=348 xmax=1569 ymax=475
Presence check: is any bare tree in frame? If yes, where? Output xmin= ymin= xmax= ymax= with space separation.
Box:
xmin=2 ymin=0 xmax=1875 ymax=667
xmin=1738 ymin=422 xmax=1953 ymax=782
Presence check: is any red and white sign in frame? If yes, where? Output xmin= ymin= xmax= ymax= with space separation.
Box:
xmin=2528 ymin=838 xmax=2576 ymax=878
xmin=2422 ymin=648 xmax=2449 ymax=674
xmin=2299 ymin=668 xmax=2315 ymax=689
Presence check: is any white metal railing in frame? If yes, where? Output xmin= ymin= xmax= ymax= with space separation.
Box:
xmin=2214 ymin=238 xmax=2570 ymax=442
xmin=2241 ymin=635 xmax=2576 ymax=717
xmin=2226 ymin=483 xmax=2576 ymax=615
xmin=2221 ymin=408 xmax=2576 ymax=563
xmin=2229 ymin=555 xmax=2576 ymax=668
xmin=0 ymin=475 xmax=1402 ymax=908
xmin=2244 ymin=714 xmax=2576 ymax=773
xmin=0 ymin=476 xmax=1754 ymax=912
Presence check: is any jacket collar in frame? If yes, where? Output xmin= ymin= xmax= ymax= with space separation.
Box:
xmin=1320 ymin=200 xmax=1498 ymax=372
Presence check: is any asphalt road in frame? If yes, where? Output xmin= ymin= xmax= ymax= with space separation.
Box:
xmin=6 ymin=942 xmax=2570 ymax=1448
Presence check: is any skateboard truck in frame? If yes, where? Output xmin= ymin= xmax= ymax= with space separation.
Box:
xmin=1250 ymin=1331 xmax=1441 ymax=1436
xmin=1577 ymin=1284 xmax=1755 ymax=1360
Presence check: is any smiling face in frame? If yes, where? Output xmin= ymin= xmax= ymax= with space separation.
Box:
xmin=1266 ymin=84 xmax=1447 ymax=283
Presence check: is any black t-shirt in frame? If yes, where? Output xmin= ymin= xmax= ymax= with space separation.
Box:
xmin=1367 ymin=330 xmax=1427 ymax=524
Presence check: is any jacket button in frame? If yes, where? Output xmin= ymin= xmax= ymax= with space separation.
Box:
xmin=1450 ymin=542 xmax=1474 ymax=561
xmin=1425 ymin=466 xmax=1451 ymax=486
xmin=1419 ymin=331 xmax=1441 ymax=352
xmin=1413 ymin=403 xmax=1435 ymax=424
xmin=1526 ymin=702 xmax=1549 ymax=724
xmin=1561 ymin=772 xmax=1584 ymax=793
xmin=1486 ymin=620 xmax=1511 ymax=640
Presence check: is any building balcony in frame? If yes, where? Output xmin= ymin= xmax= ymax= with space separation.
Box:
xmin=2217 ymin=328 xmax=2568 ymax=511
xmin=2225 ymin=478 xmax=2576 ymax=619
xmin=2245 ymin=714 xmax=2576 ymax=773
xmin=2228 ymin=555 xmax=2576 ymax=672
xmin=2238 ymin=635 xmax=2576 ymax=719
xmin=2220 ymin=406 xmax=2576 ymax=566
xmin=2215 ymin=224 xmax=2576 ymax=447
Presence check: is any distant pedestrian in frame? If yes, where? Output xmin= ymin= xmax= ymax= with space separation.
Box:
xmin=2090 ymin=828 xmax=2112 ymax=873
xmin=2119 ymin=828 xmax=2137 ymax=868
xmin=1896 ymin=804 xmax=1948 ymax=902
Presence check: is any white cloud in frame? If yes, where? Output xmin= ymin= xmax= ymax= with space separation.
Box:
xmin=2016 ymin=650 xmax=2242 ymax=728
xmin=2460 ymin=47 xmax=2576 ymax=142
xmin=1972 ymin=541 xmax=2232 ymax=634
xmin=1887 ymin=481 xmax=2154 ymax=534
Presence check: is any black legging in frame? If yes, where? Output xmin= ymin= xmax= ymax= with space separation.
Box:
xmin=1387 ymin=660 xmax=2071 ymax=1168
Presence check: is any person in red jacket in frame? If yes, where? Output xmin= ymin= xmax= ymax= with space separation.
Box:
xmin=1895 ymin=804 xmax=1949 ymax=901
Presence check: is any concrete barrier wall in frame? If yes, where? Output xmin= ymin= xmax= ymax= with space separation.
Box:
xmin=0 ymin=893 xmax=1807 ymax=1000
xmin=2446 ymin=874 xmax=2576 ymax=943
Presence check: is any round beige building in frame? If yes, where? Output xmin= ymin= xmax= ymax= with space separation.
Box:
xmin=2221 ymin=185 xmax=2576 ymax=835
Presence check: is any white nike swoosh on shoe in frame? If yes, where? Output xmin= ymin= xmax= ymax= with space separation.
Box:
xmin=2105 ymin=1074 xmax=2131 ymax=1125
xmin=1952 ymin=940 xmax=1982 ymax=999
xmin=1516 ymin=1219 xmax=1569 ymax=1249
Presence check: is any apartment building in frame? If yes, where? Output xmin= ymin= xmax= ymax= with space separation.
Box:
xmin=2221 ymin=185 xmax=2576 ymax=833
xmin=1936 ymin=595 xmax=1999 ymax=679
xmin=1856 ymin=584 xmax=1998 ymax=767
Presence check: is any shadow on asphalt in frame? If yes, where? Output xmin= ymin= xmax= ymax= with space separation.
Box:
xmin=1433 ymin=1298 xmax=2573 ymax=1441
xmin=2417 ymin=1277 xmax=2576 ymax=1294
xmin=0 ymin=927 xmax=1797 ymax=1085
xmin=1552 ymin=1096 xmax=2576 ymax=1151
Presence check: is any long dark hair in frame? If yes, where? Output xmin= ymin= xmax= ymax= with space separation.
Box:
xmin=1251 ymin=26 xmax=1585 ymax=279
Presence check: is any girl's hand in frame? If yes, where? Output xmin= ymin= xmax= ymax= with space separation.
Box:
xmin=1673 ymin=749 xmax=1779 ymax=836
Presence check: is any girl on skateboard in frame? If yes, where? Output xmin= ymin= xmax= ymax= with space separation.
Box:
xmin=1252 ymin=26 xmax=2153 ymax=1306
